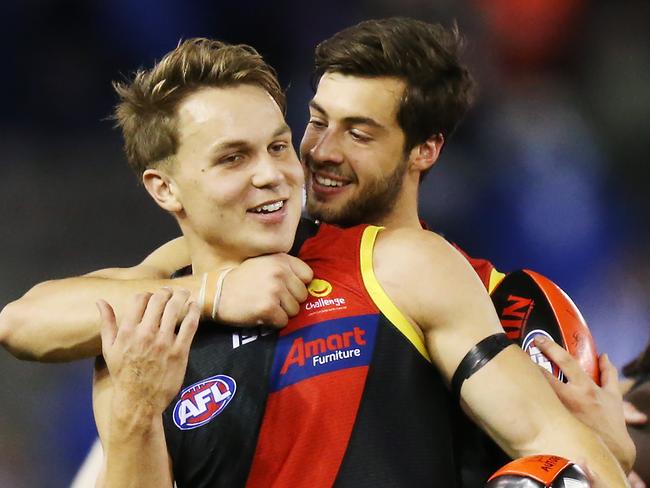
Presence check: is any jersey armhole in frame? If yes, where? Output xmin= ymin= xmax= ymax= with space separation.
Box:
xmin=488 ymin=269 xmax=506 ymax=294
xmin=359 ymin=226 xmax=432 ymax=363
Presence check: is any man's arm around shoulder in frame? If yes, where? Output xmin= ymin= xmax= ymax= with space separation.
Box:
xmin=373 ymin=228 xmax=629 ymax=487
xmin=0 ymin=237 xmax=192 ymax=362
xmin=0 ymin=233 xmax=313 ymax=362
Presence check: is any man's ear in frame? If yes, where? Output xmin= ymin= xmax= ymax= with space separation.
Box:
xmin=142 ymin=168 xmax=183 ymax=213
xmin=408 ymin=133 xmax=445 ymax=173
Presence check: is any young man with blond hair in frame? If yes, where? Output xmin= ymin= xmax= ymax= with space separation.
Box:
xmin=89 ymin=38 xmax=310 ymax=486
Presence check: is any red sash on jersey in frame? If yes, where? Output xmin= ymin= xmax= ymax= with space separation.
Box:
xmin=246 ymin=224 xmax=380 ymax=487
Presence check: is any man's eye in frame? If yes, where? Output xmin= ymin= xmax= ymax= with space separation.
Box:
xmin=220 ymin=153 xmax=244 ymax=164
xmin=350 ymin=130 xmax=371 ymax=142
xmin=308 ymin=119 xmax=327 ymax=129
xmin=270 ymin=142 xmax=289 ymax=154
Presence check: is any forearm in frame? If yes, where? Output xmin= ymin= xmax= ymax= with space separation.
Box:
xmin=526 ymin=416 xmax=629 ymax=488
xmin=101 ymin=408 xmax=173 ymax=488
xmin=93 ymin=288 xmax=198 ymax=488
xmin=461 ymin=348 xmax=629 ymax=487
xmin=0 ymin=274 xmax=197 ymax=362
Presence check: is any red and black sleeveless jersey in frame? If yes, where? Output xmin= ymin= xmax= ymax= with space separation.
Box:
xmin=162 ymin=223 xmax=460 ymax=487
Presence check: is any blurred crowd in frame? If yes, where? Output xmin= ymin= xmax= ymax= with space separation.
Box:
xmin=1 ymin=0 xmax=648 ymax=486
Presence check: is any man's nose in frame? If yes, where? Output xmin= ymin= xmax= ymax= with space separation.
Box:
xmin=309 ymin=130 xmax=344 ymax=166
xmin=251 ymin=154 xmax=284 ymax=189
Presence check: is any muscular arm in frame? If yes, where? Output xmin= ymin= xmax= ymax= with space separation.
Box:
xmin=373 ymin=228 xmax=628 ymax=487
xmin=0 ymin=234 xmax=312 ymax=362
xmin=0 ymin=237 xmax=193 ymax=362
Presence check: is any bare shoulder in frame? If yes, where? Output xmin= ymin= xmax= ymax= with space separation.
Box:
xmin=373 ymin=227 xmax=504 ymax=380
xmin=374 ymin=226 xmax=448 ymax=251
xmin=373 ymin=227 xmax=499 ymax=336
xmin=373 ymin=227 xmax=476 ymax=287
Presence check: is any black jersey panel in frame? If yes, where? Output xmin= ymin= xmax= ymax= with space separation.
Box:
xmin=334 ymin=315 xmax=459 ymax=488
xmin=163 ymin=324 xmax=277 ymax=488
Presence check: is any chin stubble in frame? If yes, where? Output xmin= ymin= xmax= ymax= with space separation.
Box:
xmin=306 ymin=158 xmax=408 ymax=227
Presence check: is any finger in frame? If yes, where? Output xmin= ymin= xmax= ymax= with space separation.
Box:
xmin=175 ymin=302 xmax=201 ymax=352
xmin=620 ymin=378 xmax=635 ymax=396
xmin=123 ymin=292 xmax=153 ymax=327
xmin=623 ymin=400 xmax=648 ymax=425
xmin=278 ymin=290 xmax=300 ymax=318
xmin=286 ymin=255 xmax=314 ymax=284
xmin=628 ymin=470 xmax=647 ymax=488
xmin=599 ymin=353 xmax=621 ymax=396
xmin=159 ymin=289 xmax=191 ymax=338
xmin=534 ymin=336 xmax=586 ymax=384
xmin=286 ymin=273 xmax=309 ymax=303
xmin=96 ymin=300 xmax=118 ymax=350
xmin=139 ymin=288 xmax=173 ymax=333
xmin=261 ymin=304 xmax=289 ymax=328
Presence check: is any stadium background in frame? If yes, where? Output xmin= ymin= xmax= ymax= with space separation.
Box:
xmin=1 ymin=0 xmax=648 ymax=485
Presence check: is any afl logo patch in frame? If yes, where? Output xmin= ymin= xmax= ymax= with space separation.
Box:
xmin=173 ymin=375 xmax=236 ymax=430
xmin=308 ymin=278 xmax=333 ymax=298
xmin=522 ymin=330 xmax=564 ymax=382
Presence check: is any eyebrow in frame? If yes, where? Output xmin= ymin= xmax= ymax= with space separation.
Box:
xmin=210 ymin=123 xmax=291 ymax=153
xmin=273 ymin=123 xmax=292 ymax=137
xmin=309 ymin=100 xmax=385 ymax=131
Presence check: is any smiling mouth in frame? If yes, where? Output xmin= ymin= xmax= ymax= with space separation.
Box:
xmin=312 ymin=173 xmax=351 ymax=188
xmin=249 ymin=200 xmax=285 ymax=214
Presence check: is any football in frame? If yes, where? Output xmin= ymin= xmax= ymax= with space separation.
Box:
xmin=490 ymin=270 xmax=600 ymax=385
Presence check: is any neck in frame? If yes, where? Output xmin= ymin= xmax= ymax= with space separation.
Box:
xmin=374 ymin=178 xmax=422 ymax=230
xmin=181 ymin=230 xmax=244 ymax=275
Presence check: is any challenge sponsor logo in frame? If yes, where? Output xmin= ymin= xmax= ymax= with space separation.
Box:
xmin=308 ymin=279 xmax=333 ymax=298
xmin=173 ymin=375 xmax=236 ymax=430
xmin=305 ymin=296 xmax=346 ymax=311
xmin=270 ymin=314 xmax=378 ymax=392
xmin=522 ymin=330 xmax=564 ymax=381
xmin=304 ymin=278 xmax=346 ymax=315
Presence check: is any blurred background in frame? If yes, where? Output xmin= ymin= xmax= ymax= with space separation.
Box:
xmin=1 ymin=0 xmax=649 ymax=485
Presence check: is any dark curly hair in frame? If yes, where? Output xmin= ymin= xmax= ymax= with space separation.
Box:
xmin=314 ymin=18 xmax=475 ymax=154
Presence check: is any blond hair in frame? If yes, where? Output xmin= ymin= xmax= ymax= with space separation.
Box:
xmin=113 ymin=38 xmax=285 ymax=177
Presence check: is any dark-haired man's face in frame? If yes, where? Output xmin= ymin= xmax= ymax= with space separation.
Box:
xmin=300 ymin=73 xmax=410 ymax=227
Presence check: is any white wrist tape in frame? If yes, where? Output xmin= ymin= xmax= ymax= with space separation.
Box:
xmin=197 ymin=272 xmax=209 ymax=315
xmin=211 ymin=267 xmax=236 ymax=320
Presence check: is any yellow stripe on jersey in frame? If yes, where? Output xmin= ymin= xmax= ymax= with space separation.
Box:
xmin=360 ymin=226 xmax=432 ymax=363
xmin=488 ymin=269 xmax=506 ymax=294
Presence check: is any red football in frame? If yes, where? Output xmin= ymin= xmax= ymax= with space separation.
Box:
xmin=490 ymin=270 xmax=600 ymax=385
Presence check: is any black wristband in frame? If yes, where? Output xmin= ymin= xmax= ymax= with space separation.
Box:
xmin=451 ymin=333 xmax=513 ymax=403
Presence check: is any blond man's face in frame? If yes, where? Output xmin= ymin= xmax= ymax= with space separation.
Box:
xmin=171 ymin=85 xmax=304 ymax=260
